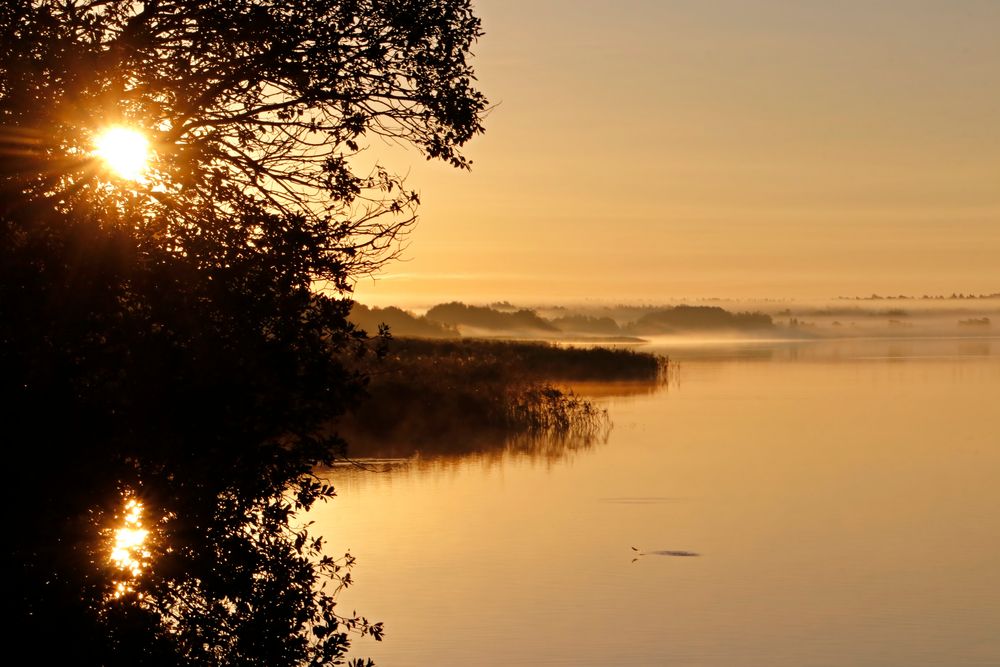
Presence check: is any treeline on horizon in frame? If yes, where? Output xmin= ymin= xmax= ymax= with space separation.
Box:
xmin=837 ymin=292 xmax=1000 ymax=300
xmin=350 ymin=301 xmax=775 ymax=339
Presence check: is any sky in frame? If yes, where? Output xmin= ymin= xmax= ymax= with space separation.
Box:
xmin=352 ymin=0 xmax=1000 ymax=307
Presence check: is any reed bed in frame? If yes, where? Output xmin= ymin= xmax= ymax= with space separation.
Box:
xmin=339 ymin=338 xmax=667 ymax=457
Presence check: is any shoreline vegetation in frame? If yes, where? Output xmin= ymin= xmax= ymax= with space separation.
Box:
xmin=339 ymin=294 xmax=1000 ymax=459
xmin=337 ymin=337 xmax=668 ymax=460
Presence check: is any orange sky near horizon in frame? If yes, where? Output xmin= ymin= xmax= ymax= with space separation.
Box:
xmin=351 ymin=0 xmax=999 ymax=307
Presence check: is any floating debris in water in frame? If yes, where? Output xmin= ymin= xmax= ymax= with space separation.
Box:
xmin=631 ymin=546 xmax=701 ymax=561
xmin=601 ymin=497 xmax=686 ymax=504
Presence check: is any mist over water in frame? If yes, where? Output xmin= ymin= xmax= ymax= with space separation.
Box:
xmin=349 ymin=295 xmax=1000 ymax=354
xmin=315 ymin=336 xmax=1000 ymax=666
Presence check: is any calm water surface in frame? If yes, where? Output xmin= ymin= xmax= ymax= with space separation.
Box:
xmin=314 ymin=338 xmax=1000 ymax=666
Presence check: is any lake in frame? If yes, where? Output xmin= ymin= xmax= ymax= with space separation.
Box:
xmin=313 ymin=337 xmax=1000 ymax=666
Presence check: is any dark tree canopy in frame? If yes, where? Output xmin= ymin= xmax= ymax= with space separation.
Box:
xmin=0 ymin=1 xmax=486 ymax=664
xmin=2 ymin=0 xmax=485 ymax=280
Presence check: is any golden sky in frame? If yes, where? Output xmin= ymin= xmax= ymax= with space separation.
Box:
xmin=353 ymin=0 xmax=1000 ymax=307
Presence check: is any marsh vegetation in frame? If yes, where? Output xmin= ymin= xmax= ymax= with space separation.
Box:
xmin=338 ymin=338 xmax=668 ymax=458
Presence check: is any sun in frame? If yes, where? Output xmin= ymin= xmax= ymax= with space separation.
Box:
xmin=93 ymin=126 xmax=150 ymax=181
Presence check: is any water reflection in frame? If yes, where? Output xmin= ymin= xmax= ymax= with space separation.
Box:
xmin=563 ymin=378 xmax=672 ymax=398
xmin=958 ymin=340 xmax=992 ymax=357
xmin=318 ymin=337 xmax=1000 ymax=666
xmin=338 ymin=337 xmax=999 ymax=468
xmin=108 ymin=497 xmax=151 ymax=598
xmin=654 ymin=335 xmax=1000 ymax=363
xmin=341 ymin=427 xmax=608 ymax=465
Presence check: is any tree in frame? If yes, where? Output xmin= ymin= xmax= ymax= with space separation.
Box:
xmin=0 ymin=1 xmax=486 ymax=664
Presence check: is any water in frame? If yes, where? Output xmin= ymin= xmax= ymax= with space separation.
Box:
xmin=313 ymin=337 xmax=1000 ymax=666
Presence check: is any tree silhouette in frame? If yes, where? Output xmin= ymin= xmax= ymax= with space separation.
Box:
xmin=1 ymin=1 xmax=486 ymax=664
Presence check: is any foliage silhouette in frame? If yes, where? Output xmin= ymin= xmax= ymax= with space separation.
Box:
xmin=549 ymin=314 xmax=623 ymax=336
xmin=349 ymin=303 xmax=458 ymax=339
xmin=1 ymin=1 xmax=486 ymax=664
xmin=627 ymin=305 xmax=774 ymax=334
xmin=425 ymin=301 xmax=558 ymax=333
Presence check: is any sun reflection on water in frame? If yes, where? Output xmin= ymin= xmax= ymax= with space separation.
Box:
xmin=109 ymin=498 xmax=151 ymax=598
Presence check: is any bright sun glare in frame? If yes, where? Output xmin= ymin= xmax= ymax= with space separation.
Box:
xmin=93 ymin=126 xmax=149 ymax=181
xmin=110 ymin=498 xmax=151 ymax=598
